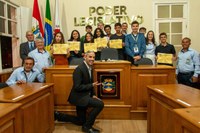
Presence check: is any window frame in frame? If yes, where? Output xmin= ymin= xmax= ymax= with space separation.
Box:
xmin=0 ymin=0 xmax=19 ymax=37
xmin=153 ymin=0 xmax=189 ymax=47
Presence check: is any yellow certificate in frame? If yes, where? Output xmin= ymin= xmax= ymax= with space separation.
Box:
xmin=109 ymin=39 xmax=122 ymax=49
xmin=84 ymin=43 xmax=97 ymax=52
xmin=157 ymin=53 xmax=173 ymax=64
xmin=53 ymin=44 xmax=69 ymax=54
xmin=67 ymin=41 xmax=80 ymax=51
xmin=94 ymin=38 xmax=108 ymax=48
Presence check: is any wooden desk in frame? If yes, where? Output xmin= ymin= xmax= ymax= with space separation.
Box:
xmin=45 ymin=65 xmax=75 ymax=107
xmin=131 ymin=65 xmax=176 ymax=119
xmin=174 ymin=107 xmax=200 ymax=133
xmin=0 ymin=103 xmax=21 ymax=133
xmin=147 ymin=84 xmax=200 ymax=133
xmin=0 ymin=83 xmax=54 ymax=133
xmin=0 ymin=69 xmax=13 ymax=82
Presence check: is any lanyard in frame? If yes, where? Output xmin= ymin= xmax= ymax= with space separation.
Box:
xmin=23 ymin=72 xmax=28 ymax=82
xmin=131 ymin=34 xmax=138 ymax=44
xmin=131 ymin=34 xmax=139 ymax=54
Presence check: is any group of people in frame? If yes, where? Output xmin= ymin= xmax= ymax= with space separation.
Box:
xmin=0 ymin=20 xmax=199 ymax=133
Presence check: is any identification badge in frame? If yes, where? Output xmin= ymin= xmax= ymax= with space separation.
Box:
xmin=186 ymin=58 xmax=191 ymax=65
xmin=133 ymin=45 xmax=139 ymax=53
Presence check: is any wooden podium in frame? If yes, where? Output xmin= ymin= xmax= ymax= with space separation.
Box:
xmin=93 ymin=60 xmax=131 ymax=119
xmin=45 ymin=61 xmax=132 ymax=119
xmin=0 ymin=83 xmax=54 ymax=133
xmin=45 ymin=62 xmax=176 ymax=119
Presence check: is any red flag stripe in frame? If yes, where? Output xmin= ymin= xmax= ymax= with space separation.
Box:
xmin=32 ymin=0 xmax=44 ymax=37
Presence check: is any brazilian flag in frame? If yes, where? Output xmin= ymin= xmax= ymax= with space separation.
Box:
xmin=44 ymin=0 xmax=53 ymax=51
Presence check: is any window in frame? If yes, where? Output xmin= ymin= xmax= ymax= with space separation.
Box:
xmin=0 ymin=0 xmax=19 ymax=69
xmin=0 ymin=0 xmax=18 ymax=36
xmin=154 ymin=1 xmax=188 ymax=50
xmin=0 ymin=36 xmax=12 ymax=69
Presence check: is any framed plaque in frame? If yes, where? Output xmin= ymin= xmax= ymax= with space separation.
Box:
xmin=97 ymin=72 xmax=120 ymax=99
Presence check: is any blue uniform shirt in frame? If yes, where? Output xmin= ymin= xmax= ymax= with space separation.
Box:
xmin=176 ymin=48 xmax=200 ymax=77
xmin=6 ymin=67 xmax=44 ymax=86
xmin=28 ymin=49 xmax=52 ymax=73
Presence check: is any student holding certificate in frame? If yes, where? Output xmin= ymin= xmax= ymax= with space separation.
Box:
xmin=125 ymin=21 xmax=146 ymax=64
xmin=68 ymin=30 xmax=82 ymax=63
xmin=93 ymin=28 xmax=107 ymax=60
xmin=110 ymin=23 xmax=126 ymax=60
xmin=50 ymin=32 xmax=70 ymax=65
xmin=155 ymin=32 xmax=177 ymax=66
xmin=81 ymin=32 xmax=95 ymax=56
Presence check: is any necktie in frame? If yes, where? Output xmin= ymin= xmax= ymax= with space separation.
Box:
xmin=31 ymin=42 xmax=34 ymax=50
xmin=29 ymin=42 xmax=34 ymax=51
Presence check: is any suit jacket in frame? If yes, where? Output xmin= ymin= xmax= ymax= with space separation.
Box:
xmin=20 ymin=41 xmax=36 ymax=65
xmin=125 ymin=33 xmax=146 ymax=57
xmin=68 ymin=62 xmax=95 ymax=106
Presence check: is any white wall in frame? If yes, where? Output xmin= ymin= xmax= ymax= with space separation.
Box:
xmin=10 ymin=0 xmax=200 ymax=52
xmin=189 ymin=0 xmax=200 ymax=52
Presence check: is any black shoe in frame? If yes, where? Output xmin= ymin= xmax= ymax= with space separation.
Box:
xmin=82 ymin=126 xmax=89 ymax=132
xmin=92 ymin=127 xmax=100 ymax=132
xmin=82 ymin=126 xmax=92 ymax=133
xmin=82 ymin=126 xmax=100 ymax=133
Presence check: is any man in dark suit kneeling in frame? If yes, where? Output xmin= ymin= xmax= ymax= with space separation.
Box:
xmin=68 ymin=50 xmax=104 ymax=133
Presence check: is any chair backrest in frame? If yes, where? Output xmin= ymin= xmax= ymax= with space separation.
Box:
xmin=69 ymin=58 xmax=84 ymax=65
xmin=134 ymin=58 xmax=153 ymax=65
xmin=100 ymin=48 xmax=118 ymax=60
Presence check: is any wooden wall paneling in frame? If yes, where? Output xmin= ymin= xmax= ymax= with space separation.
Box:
xmin=131 ymin=65 xmax=176 ymax=119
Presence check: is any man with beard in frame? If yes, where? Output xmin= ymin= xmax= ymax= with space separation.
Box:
xmin=68 ymin=50 xmax=104 ymax=133
xmin=5 ymin=57 xmax=44 ymax=86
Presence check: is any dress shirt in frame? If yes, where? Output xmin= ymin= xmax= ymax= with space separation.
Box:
xmin=6 ymin=67 xmax=44 ymax=86
xmin=84 ymin=61 xmax=92 ymax=79
xmin=28 ymin=49 xmax=53 ymax=73
xmin=176 ymin=48 xmax=200 ymax=77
